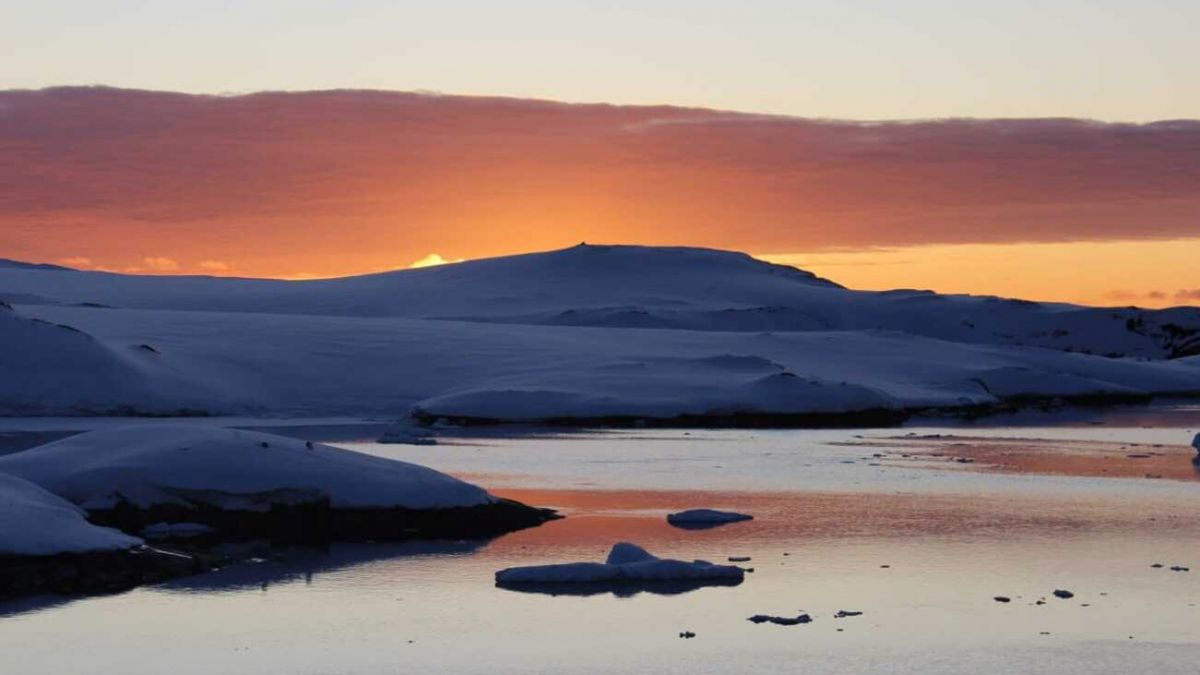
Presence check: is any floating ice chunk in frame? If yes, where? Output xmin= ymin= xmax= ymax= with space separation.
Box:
xmin=495 ymin=542 xmax=744 ymax=586
xmin=667 ymin=509 xmax=753 ymax=527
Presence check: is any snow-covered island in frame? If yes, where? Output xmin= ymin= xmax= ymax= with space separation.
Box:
xmin=0 ymin=426 xmax=557 ymax=598
xmin=2 ymin=244 xmax=1199 ymax=425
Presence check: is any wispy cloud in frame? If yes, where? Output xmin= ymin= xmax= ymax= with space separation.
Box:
xmin=141 ymin=256 xmax=180 ymax=272
xmin=197 ymin=259 xmax=230 ymax=272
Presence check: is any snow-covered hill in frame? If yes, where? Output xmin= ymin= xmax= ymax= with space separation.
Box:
xmin=2 ymin=244 xmax=1197 ymax=358
xmin=3 ymin=244 xmax=1200 ymax=422
xmin=0 ymin=303 xmax=220 ymax=415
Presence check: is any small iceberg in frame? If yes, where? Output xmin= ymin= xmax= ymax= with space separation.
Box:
xmin=495 ymin=542 xmax=744 ymax=596
xmin=667 ymin=509 xmax=753 ymax=529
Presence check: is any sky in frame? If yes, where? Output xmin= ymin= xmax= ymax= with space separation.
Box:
xmin=5 ymin=0 xmax=1199 ymax=121
xmin=1 ymin=1 xmax=1198 ymax=306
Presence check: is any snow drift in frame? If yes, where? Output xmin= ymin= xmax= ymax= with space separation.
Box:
xmin=0 ymin=472 xmax=142 ymax=557
xmin=0 ymin=303 xmax=215 ymax=415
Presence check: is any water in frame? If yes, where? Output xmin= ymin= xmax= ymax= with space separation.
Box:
xmin=3 ymin=408 xmax=1199 ymax=673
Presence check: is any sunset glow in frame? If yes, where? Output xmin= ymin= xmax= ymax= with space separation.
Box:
xmin=3 ymin=87 xmax=1197 ymax=306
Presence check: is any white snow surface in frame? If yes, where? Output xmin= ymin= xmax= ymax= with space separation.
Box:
xmin=666 ymin=509 xmax=753 ymax=525
xmin=494 ymin=542 xmax=745 ymax=584
xmin=0 ymin=426 xmax=494 ymax=511
xmin=0 ymin=472 xmax=142 ymax=557
xmin=2 ymin=244 xmax=1200 ymax=420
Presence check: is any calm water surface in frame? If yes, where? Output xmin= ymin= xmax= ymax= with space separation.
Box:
xmin=2 ymin=408 xmax=1199 ymax=674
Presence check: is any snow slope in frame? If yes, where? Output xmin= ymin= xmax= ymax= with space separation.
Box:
xmin=0 ymin=472 xmax=142 ymax=557
xmin=0 ymin=426 xmax=494 ymax=510
xmin=0 ymin=303 xmax=219 ymax=415
xmin=3 ymin=244 xmax=1200 ymax=421
xmin=2 ymin=244 xmax=1196 ymax=358
xmin=9 ymin=303 xmax=1200 ymax=420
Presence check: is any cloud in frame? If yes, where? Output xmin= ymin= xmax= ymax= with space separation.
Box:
xmin=197 ymin=259 xmax=230 ymax=271
xmin=2 ymin=86 xmax=1199 ymax=276
xmin=1107 ymin=288 xmax=1200 ymax=306
xmin=409 ymin=253 xmax=462 ymax=269
xmin=57 ymin=256 xmax=92 ymax=268
xmin=141 ymin=256 xmax=180 ymax=271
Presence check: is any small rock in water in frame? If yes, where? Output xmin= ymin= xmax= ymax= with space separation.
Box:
xmin=1053 ymin=589 xmax=1074 ymax=599
xmin=1151 ymin=563 xmax=1165 ymax=568
xmin=994 ymin=596 xmax=1011 ymax=603
xmin=748 ymin=613 xmax=813 ymax=626
xmin=1170 ymin=566 xmax=1190 ymax=572
xmin=834 ymin=610 xmax=863 ymax=618
xmin=728 ymin=556 xmax=751 ymax=563
xmin=678 ymin=631 xmax=696 ymax=639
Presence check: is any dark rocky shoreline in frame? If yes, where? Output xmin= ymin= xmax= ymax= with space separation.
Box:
xmin=0 ymin=545 xmax=220 ymax=601
xmin=1 ymin=498 xmax=559 ymax=601
xmin=91 ymin=496 xmax=560 ymax=545
xmin=413 ymin=392 xmax=1199 ymax=430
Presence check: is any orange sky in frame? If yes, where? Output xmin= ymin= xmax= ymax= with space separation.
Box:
xmin=2 ymin=87 xmax=1198 ymax=307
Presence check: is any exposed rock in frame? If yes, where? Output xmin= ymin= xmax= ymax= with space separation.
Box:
xmin=749 ymin=613 xmax=812 ymax=626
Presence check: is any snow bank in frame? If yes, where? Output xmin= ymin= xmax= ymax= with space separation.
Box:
xmin=667 ymin=509 xmax=753 ymax=526
xmin=495 ymin=542 xmax=745 ymax=585
xmin=0 ymin=426 xmax=493 ymax=511
xmin=0 ymin=473 xmax=142 ymax=557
